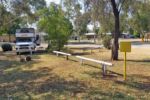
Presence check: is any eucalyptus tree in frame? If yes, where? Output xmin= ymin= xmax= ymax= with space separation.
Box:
xmin=128 ymin=0 xmax=150 ymax=38
xmin=83 ymin=0 xmax=150 ymax=60
xmin=74 ymin=12 xmax=91 ymax=41
xmin=0 ymin=4 xmax=14 ymax=35
xmin=62 ymin=0 xmax=91 ymax=42
xmin=0 ymin=0 xmax=46 ymax=36
xmin=10 ymin=0 xmax=46 ymax=25
xmin=63 ymin=0 xmax=126 ymax=60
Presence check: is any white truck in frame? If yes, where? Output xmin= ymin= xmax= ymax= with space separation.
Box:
xmin=15 ymin=28 xmax=40 ymax=55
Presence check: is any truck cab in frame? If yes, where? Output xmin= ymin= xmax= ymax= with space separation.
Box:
xmin=15 ymin=28 xmax=40 ymax=54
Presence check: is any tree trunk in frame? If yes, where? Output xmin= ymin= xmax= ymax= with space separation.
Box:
xmin=110 ymin=0 xmax=120 ymax=60
xmin=47 ymin=40 xmax=51 ymax=50
xmin=111 ymin=14 xmax=120 ymax=60
xmin=93 ymin=20 xmax=96 ymax=43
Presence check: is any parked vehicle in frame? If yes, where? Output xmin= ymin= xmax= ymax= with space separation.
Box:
xmin=121 ymin=33 xmax=135 ymax=39
xmin=15 ymin=28 xmax=40 ymax=54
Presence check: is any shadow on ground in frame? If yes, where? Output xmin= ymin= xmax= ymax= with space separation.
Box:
xmin=117 ymin=59 xmax=150 ymax=63
xmin=115 ymin=74 xmax=150 ymax=93
xmin=68 ymin=42 xmax=95 ymax=45
xmin=0 ymin=59 xmax=136 ymax=100
xmin=0 ymin=64 xmax=88 ymax=99
xmin=0 ymin=50 xmax=149 ymax=99
xmin=72 ymin=52 xmax=92 ymax=56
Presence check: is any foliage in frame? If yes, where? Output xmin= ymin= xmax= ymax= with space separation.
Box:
xmin=1 ymin=43 xmax=12 ymax=52
xmin=128 ymin=1 xmax=150 ymax=36
xmin=62 ymin=0 xmax=91 ymax=39
xmin=38 ymin=3 xmax=73 ymax=51
xmin=63 ymin=0 xmax=132 ymax=60
xmin=74 ymin=12 xmax=90 ymax=36
xmin=81 ymin=0 xmax=150 ymax=60
xmin=8 ymin=23 xmax=21 ymax=35
xmin=95 ymin=28 xmax=99 ymax=35
xmin=129 ymin=28 xmax=134 ymax=35
xmin=102 ymin=35 xmax=112 ymax=50
xmin=0 ymin=0 xmax=46 ymax=35
xmin=0 ymin=4 xmax=13 ymax=35
xmin=133 ymin=31 xmax=140 ymax=38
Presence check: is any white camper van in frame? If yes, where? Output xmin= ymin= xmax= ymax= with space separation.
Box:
xmin=15 ymin=28 xmax=40 ymax=54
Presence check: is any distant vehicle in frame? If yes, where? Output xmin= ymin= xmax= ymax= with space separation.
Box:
xmin=128 ymin=34 xmax=135 ymax=38
xmin=15 ymin=28 xmax=40 ymax=54
xmin=122 ymin=33 xmax=135 ymax=38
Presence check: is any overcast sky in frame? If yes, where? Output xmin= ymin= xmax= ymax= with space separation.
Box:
xmin=45 ymin=0 xmax=60 ymax=5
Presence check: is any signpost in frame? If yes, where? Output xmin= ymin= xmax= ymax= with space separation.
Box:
xmin=120 ymin=42 xmax=131 ymax=80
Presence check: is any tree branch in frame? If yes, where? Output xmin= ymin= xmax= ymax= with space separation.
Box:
xmin=118 ymin=0 xmax=125 ymax=13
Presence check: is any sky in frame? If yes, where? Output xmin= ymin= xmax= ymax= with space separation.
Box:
xmin=45 ymin=0 xmax=60 ymax=5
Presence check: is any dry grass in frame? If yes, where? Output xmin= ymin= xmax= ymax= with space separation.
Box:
xmin=0 ymin=46 xmax=150 ymax=100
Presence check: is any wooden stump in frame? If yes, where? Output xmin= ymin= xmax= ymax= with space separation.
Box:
xmin=20 ymin=57 xmax=25 ymax=62
xmin=26 ymin=56 xmax=32 ymax=61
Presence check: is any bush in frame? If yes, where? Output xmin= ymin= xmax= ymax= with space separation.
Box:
xmin=102 ymin=36 xmax=112 ymax=49
xmin=1 ymin=43 xmax=13 ymax=52
xmin=133 ymin=31 xmax=140 ymax=38
xmin=47 ymin=39 xmax=67 ymax=52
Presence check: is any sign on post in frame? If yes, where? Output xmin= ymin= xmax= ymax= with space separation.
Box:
xmin=120 ymin=42 xmax=131 ymax=52
xmin=120 ymin=42 xmax=131 ymax=80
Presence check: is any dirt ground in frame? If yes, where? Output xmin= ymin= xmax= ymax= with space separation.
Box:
xmin=0 ymin=42 xmax=150 ymax=99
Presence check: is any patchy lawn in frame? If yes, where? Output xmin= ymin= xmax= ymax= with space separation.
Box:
xmin=0 ymin=47 xmax=150 ymax=100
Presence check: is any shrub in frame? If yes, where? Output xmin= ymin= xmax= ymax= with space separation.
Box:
xmin=133 ymin=31 xmax=140 ymax=38
xmin=102 ymin=36 xmax=112 ymax=49
xmin=47 ymin=39 xmax=67 ymax=52
xmin=1 ymin=43 xmax=13 ymax=52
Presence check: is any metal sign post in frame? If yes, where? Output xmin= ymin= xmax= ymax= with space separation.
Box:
xmin=120 ymin=42 xmax=131 ymax=80
xmin=124 ymin=52 xmax=127 ymax=80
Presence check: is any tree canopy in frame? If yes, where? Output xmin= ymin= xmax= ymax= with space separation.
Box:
xmin=38 ymin=3 xmax=73 ymax=51
xmin=0 ymin=0 xmax=46 ymax=35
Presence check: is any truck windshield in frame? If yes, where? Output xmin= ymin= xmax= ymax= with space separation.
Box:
xmin=16 ymin=28 xmax=35 ymax=33
xmin=16 ymin=38 xmax=32 ymax=42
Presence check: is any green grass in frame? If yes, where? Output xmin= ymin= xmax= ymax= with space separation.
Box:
xmin=0 ymin=47 xmax=150 ymax=100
